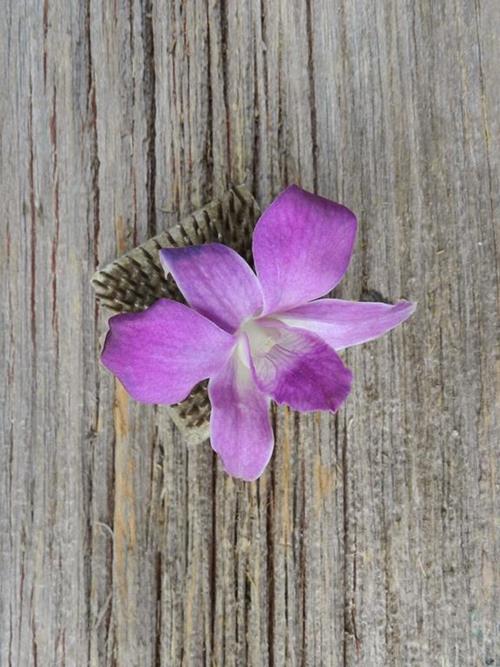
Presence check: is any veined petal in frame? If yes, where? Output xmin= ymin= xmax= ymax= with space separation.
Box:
xmin=248 ymin=321 xmax=352 ymax=412
xmin=101 ymin=299 xmax=234 ymax=404
xmin=208 ymin=340 xmax=274 ymax=481
xmin=276 ymin=299 xmax=416 ymax=350
xmin=160 ymin=243 xmax=263 ymax=333
xmin=252 ymin=185 xmax=357 ymax=314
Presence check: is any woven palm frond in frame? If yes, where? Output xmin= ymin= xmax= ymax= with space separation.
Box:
xmin=92 ymin=186 xmax=261 ymax=444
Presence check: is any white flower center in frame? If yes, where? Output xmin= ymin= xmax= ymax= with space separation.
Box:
xmin=236 ymin=317 xmax=280 ymax=368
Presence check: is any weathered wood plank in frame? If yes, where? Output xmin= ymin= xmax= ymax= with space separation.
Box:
xmin=1 ymin=0 xmax=498 ymax=665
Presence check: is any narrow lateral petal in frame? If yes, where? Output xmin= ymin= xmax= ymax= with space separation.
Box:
xmin=276 ymin=299 xmax=416 ymax=350
xmin=101 ymin=299 xmax=234 ymax=404
xmin=248 ymin=322 xmax=352 ymax=412
xmin=208 ymin=341 xmax=274 ymax=481
xmin=252 ymin=185 xmax=357 ymax=314
xmin=160 ymin=244 xmax=263 ymax=333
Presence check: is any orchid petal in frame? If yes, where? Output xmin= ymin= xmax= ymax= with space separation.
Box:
xmin=248 ymin=321 xmax=352 ymax=412
xmin=208 ymin=341 xmax=274 ymax=481
xmin=101 ymin=299 xmax=234 ymax=404
xmin=276 ymin=299 xmax=416 ymax=350
xmin=252 ymin=185 xmax=357 ymax=314
xmin=160 ymin=244 xmax=263 ymax=333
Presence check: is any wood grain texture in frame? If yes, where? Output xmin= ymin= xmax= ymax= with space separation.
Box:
xmin=1 ymin=1 xmax=498 ymax=665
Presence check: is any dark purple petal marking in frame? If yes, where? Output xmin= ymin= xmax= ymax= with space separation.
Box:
xmin=248 ymin=321 xmax=352 ymax=412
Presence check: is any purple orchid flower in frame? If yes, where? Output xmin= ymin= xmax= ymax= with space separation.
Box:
xmin=101 ymin=186 xmax=415 ymax=481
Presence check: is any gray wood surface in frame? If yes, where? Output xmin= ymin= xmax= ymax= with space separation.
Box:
xmin=1 ymin=1 xmax=498 ymax=665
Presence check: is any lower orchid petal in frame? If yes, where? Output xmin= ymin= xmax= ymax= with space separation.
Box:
xmin=275 ymin=298 xmax=416 ymax=350
xmin=248 ymin=322 xmax=352 ymax=412
xmin=208 ymin=343 xmax=274 ymax=481
xmin=101 ymin=299 xmax=234 ymax=404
